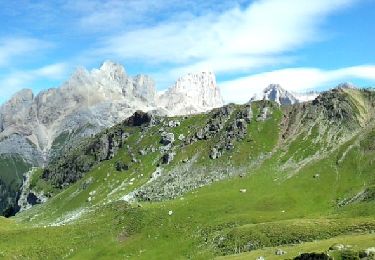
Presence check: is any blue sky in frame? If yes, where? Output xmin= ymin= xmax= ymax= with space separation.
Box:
xmin=0 ymin=0 xmax=374 ymax=104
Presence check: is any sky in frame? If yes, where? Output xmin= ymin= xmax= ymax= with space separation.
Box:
xmin=0 ymin=0 xmax=374 ymax=104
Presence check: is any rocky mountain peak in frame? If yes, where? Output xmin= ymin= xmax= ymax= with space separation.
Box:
xmin=263 ymin=84 xmax=298 ymax=105
xmin=98 ymin=60 xmax=127 ymax=79
xmin=7 ymin=88 xmax=34 ymax=104
xmin=158 ymin=71 xmax=224 ymax=115
xmin=336 ymin=82 xmax=357 ymax=90
xmin=63 ymin=67 xmax=91 ymax=89
xmin=174 ymin=71 xmax=216 ymax=90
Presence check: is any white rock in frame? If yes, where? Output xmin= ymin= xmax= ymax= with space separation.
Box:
xmin=275 ymin=249 xmax=286 ymax=255
xmin=365 ymin=247 xmax=375 ymax=256
xmin=158 ymin=71 xmax=224 ymax=116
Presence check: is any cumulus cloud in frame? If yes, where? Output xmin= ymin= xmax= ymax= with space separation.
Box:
xmin=0 ymin=63 xmax=68 ymax=102
xmin=0 ymin=37 xmax=50 ymax=68
xmin=220 ymin=65 xmax=375 ymax=103
xmin=94 ymin=0 xmax=355 ymax=75
xmin=65 ymin=0 xmax=248 ymax=32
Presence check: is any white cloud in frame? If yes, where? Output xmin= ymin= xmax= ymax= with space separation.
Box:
xmin=65 ymin=0 xmax=248 ymax=32
xmin=0 ymin=37 xmax=49 ymax=68
xmin=33 ymin=63 xmax=68 ymax=78
xmin=0 ymin=63 xmax=68 ymax=102
xmin=94 ymin=0 xmax=355 ymax=74
xmin=220 ymin=65 xmax=375 ymax=103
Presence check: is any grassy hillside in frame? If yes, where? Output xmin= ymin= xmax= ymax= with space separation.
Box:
xmin=0 ymin=88 xmax=374 ymax=259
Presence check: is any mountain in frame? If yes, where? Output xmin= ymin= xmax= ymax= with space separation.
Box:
xmin=262 ymin=84 xmax=299 ymax=105
xmin=0 ymin=61 xmax=223 ymax=215
xmin=2 ymin=86 xmax=374 ymax=259
xmin=261 ymin=84 xmax=318 ymax=105
xmin=158 ymin=71 xmax=224 ymax=115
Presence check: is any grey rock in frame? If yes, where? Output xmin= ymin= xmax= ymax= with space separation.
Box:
xmin=243 ymin=105 xmax=253 ymax=123
xmin=161 ymin=152 xmax=175 ymax=164
xmin=275 ymin=249 xmax=286 ymax=255
xmin=161 ymin=132 xmax=175 ymax=146
xmin=115 ymin=161 xmax=129 ymax=171
xmin=365 ymin=247 xmax=375 ymax=256
xmin=329 ymin=244 xmax=345 ymax=251
xmin=257 ymin=107 xmax=270 ymax=121
xmin=168 ymin=120 xmax=180 ymax=127
xmin=209 ymin=147 xmax=221 ymax=159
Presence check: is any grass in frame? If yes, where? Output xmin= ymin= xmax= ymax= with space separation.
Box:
xmin=1 ymin=90 xmax=374 ymax=259
xmin=219 ymin=233 xmax=375 ymax=259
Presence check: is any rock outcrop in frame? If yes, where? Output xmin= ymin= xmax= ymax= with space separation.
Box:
xmin=18 ymin=168 xmax=48 ymax=212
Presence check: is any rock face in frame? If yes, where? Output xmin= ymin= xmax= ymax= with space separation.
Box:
xmin=0 ymin=62 xmax=224 ymax=167
xmin=0 ymin=61 xmax=157 ymax=165
xmin=158 ymin=71 xmax=224 ymax=115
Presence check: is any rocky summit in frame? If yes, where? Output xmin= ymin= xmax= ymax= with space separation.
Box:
xmin=262 ymin=84 xmax=319 ymax=105
xmin=159 ymin=71 xmax=224 ymax=115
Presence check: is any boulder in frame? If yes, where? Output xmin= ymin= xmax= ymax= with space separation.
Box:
xmin=210 ymin=147 xmax=221 ymax=159
xmin=161 ymin=132 xmax=175 ymax=145
xmin=275 ymin=249 xmax=286 ymax=255
xmin=168 ymin=120 xmax=180 ymax=127
xmin=294 ymin=252 xmax=330 ymax=260
xmin=243 ymin=105 xmax=253 ymax=123
xmin=329 ymin=244 xmax=345 ymax=251
xmin=115 ymin=161 xmax=129 ymax=171
xmin=162 ymin=152 xmax=174 ymax=164
xmin=125 ymin=110 xmax=153 ymax=126
xmin=365 ymin=247 xmax=375 ymax=256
